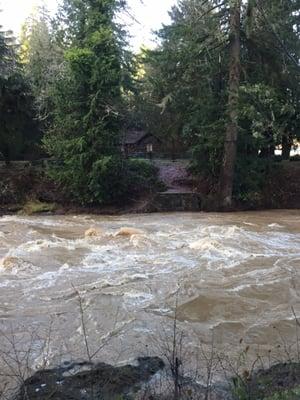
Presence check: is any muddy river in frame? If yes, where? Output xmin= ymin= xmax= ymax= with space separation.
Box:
xmin=0 ymin=211 xmax=299 ymax=372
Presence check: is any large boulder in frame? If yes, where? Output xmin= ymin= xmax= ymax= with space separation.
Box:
xmin=17 ymin=357 xmax=164 ymax=400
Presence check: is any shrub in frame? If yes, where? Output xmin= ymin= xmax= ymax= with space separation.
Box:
xmin=127 ymin=159 xmax=161 ymax=193
xmin=47 ymin=156 xmax=161 ymax=206
xmin=90 ymin=157 xmax=161 ymax=205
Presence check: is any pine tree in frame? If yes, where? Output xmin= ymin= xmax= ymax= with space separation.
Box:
xmin=137 ymin=0 xmax=300 ymax=205
xmin=44 ymin=0 xmax=127 ymax=204
xmin=19 ymin=6 xmax=64 ymax=123
xmin=0 ymin=22 xmax=38 ymax=164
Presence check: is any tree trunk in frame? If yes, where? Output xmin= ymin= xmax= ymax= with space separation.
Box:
xmin=282 ymin=133 xmax=292 ymax=160
xmin=2 ymin=144 xmax=11 ymax=166
xmin=219 ymin=0 xmax=241 ymax=209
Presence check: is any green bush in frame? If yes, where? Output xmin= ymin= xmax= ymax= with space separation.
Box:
xmin=89 ymin=156 xmax=129 ymax=204
xmin=89 ymin=157 xmax=161 ymax=205
xmin=47 ymin=156 xmax=161 ymax=206
xmin=233 ymin=155 xmax=275 ymax=207
xmin=127 ymin=159 xmax=161 ymax=192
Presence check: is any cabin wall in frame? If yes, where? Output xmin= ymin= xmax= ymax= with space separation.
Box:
xmin=125 ymin=136 xmax=163 ymax=156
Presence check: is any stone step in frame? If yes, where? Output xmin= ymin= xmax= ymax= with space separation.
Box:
xmin=147 ymin=191 xmax=202 ymax=212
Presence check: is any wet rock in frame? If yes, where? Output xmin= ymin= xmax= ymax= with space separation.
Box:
xmin=85 ymin=228 xmax=103 ymax=237
xmin=1 ymin=256 xmax=35 ymax=271
xmin=1 ymin=256 xmax=20 ymax=270
xmin=115 ymin=227 xmax=144 ymax=237
xmin=18 ymin=357 xmax=165 ymax=400
xmin=21 ymin=200 xmax=56 ymax=215
xmin=129 ymin=234 xmax=152 ymax=248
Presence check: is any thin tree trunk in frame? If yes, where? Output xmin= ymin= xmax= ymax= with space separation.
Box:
xmin=219 ymin=0 xmax=241 ymax=209
xmin=282 ymin=133 xmax=292 ymax=160
xmin=2 ymin=144 xmax=11 ymax=166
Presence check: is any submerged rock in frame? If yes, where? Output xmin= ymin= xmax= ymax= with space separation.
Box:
xmin=18 ymin=357 xmax=164 ymax=400
xmin=115 ymin=227 xmax=144 ymax=237
xmin=0 ymin=256 xmax=35 ymax=272
xmin=1 ymin=256 xmax=20 ymax=269
xmin=129 ymin=234 xmax=153 ymax=248
xmin=85 ymin=228 xmax=103 ymax=238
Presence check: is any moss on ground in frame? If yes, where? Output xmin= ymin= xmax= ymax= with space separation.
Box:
xmin=21 ymin=200 xmax=56 ymax=215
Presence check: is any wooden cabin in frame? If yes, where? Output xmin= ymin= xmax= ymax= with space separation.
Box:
xmin=121 ymin=130 xmax=163 ymax=157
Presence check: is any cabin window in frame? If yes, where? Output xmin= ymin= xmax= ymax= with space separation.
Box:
xmin=146 ymin=143 xmax=153 ymax=153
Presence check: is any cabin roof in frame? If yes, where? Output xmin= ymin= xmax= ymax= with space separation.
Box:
xmin=122 ymin=130 xmax=161 ymax=145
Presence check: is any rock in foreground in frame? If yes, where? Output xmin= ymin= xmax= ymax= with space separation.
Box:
xmin=18 ymin=357 xmax=164 ymax=400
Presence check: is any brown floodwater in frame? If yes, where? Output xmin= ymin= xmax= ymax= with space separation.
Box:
xmin=0 ymin=211 xmax=299 ymax=372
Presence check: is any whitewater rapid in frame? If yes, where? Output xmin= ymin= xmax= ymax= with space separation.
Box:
xmin=0 ymin=211 xmax=299 ymax=369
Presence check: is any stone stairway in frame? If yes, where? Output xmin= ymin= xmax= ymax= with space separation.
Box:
xmin=146 ymin=159 xmax=202 ymax=212
xmin=151 ymin=190 xmax=202 ymax=212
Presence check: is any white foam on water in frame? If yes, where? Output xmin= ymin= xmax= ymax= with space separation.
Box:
xmin=243 ymin=222 xmax=257 ymax=226
xmin=0 ymin=212 xmax=299 ymax=370
xmin=228 ymin=277 xmax=290 ymax=293
xmin=0 ymin=215 xmax=67 ymax=227
xmin=0 ymin=255 xmax=40 ymax=276
xmin=268 ymin=223 xmax=284 ymax=228
xmin=189 ymin=238 xmax=222 ymax=251
xmin=124 ymin=291 xmax=153 ymax=303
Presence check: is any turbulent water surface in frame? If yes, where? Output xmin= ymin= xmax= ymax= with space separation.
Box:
xmin=0 ymin=211 xmax=299 ymax=369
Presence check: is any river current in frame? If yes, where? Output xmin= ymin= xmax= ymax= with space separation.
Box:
xmin=0 ymin=211 xmax=299 ymax=371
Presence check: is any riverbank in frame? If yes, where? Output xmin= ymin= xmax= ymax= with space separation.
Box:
xmin=16 ymin=358 xmax=300 ymax=400
xmin=0 ymin=160 xmax=299 ymax=215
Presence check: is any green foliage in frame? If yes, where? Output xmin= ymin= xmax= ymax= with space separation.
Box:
xmin=232 ymin=378 xmax=300 ymax=400
xmin=1 ymin=0 xmax=298 ymax=207
xmin=131 ymin=0 xmax=229 ymax=189
xmin=19 ymin=6 xmax=64 ymax=123
xmin=0 ymin=23 xmax=40 ymax=164
xmin=127 ymin=159 xmax=161 ymax=192
xmin=43 ymin=0 xmax=160 ymax=206
xmin=234 ymin=156 xmax=271 ymax=207
xmin=131 ymin=0 xmax=228 ymax=160
xmin=135 ymin=0 xmax=300 ymax=204
xmin=90 ymin=157 xmax=160 ymax=204
xmin=188 ymin=122 xmax=225 ymax=181
xmin=43 ymin=0 xmax=126 ymax=203
xmin=264 ymin=387 xmax=300 ymax=400
xmin=47 ymin=156 xmax=159 ymax=205
xmin=231 ymin=376 xmax=250 ymax=400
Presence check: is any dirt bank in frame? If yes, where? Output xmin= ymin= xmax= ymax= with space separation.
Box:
xmin=0 ymin=161 xmax=299 ymax=215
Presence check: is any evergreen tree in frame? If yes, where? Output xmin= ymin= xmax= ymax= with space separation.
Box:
xmin=44 ymin=0 xmax=130 ymax=204
xmin=137 ymin=0 xmax=300 ymax=205
xmin=19 ymin=6 xmax=64 ymax=123
xmin=0 ymin=22 xmax=39 ymax=164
